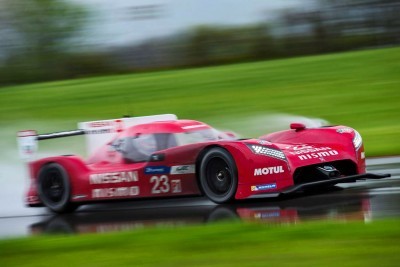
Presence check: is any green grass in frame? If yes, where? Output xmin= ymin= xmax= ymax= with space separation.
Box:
xmin=0 ymin=220 xmax=399 ymax=267
xmin=1 ymin=49 xmax=399 ymax=267
xmin=0 ymin=47 xmax=399 ymax=156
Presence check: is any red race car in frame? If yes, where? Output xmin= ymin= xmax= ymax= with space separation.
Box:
xmin=18 ymin=114 xmax=390 ymax=213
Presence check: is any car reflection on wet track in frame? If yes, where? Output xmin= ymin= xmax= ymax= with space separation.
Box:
xmin=29 ymin=191 xmax=377 ymax=235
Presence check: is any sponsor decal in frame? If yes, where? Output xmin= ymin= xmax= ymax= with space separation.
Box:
xmin=89 ymin=171 xmax=138 ymax=184
xmin=85 ymin=129 xmax=114 ymax=134
xmin=170 ymin=165 xmax=195 ymax=175
xmin=288 ymin=146 xmax=332 ymax=154
xmin=254 ymin=166 xmax=284 ymax=176
xmin=171 ymin=179 xmax=182 ymax=193
xmin=145 ymin=166 xmax=170 ymax=174
xmin=320 ymin=165 xmax=335 ymax=171
xmin=85 ymin=119 xmax=124 ymax=134
xmin=87 ymin=121 xmax=115 ymax=128
xmin=92 ymin=186 xmax=139 ymax=198
xmin=151 ymin=175 xmax=170 ymax=194
xmin=289 ymin=145 xmax=314 ymax=151
xmin=150 ymin=176 xmax=182 ymax=194
xmin=251 ymin=183 xmax=277 ymax=191
xmin=361 ymin=152 xmax=365 ymax=159
xmin=337 ymin=127 xmax=353 ymax=134
xmin=17 ymin=130 xmax=38 ymax=159
xmin=286 ymin=145 xmax=339 ymax=161
xmin=297 ymin=150 xmax=338 ymax=160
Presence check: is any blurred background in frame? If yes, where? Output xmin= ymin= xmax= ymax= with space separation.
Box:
xmin=0 ymin=0 xmax=400 ymax=245
xmin=1 ymin=0 xmax=399 ymax=85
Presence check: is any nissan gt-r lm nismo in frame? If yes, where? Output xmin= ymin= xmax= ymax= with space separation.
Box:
xmin=17 ymin=114 xmax=390 ymax=213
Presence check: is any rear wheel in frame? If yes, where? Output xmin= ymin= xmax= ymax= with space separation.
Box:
xmin=37 ymin=163 xmax=77 ymax=213
xmin=199 ymin=148 xmax=238 ymax=203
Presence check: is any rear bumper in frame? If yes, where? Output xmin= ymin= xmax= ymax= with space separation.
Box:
xmin=247 ymin=173 xmax=391 ymax=199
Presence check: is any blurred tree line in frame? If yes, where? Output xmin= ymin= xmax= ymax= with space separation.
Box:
xmin=0 ymin=0 xmax=114 ymax=85
xmin=0 ymin=0 xmax=399 ymax=86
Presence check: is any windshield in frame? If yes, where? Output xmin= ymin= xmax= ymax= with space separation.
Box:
xmin=175 ymin=129 xmax=218 ymax=146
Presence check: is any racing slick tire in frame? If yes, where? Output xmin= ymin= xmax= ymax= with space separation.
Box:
xmin=199 ymin=147 xmax=238 ymax=203
xmin=37 ymin=163 xmax=77 ymax=213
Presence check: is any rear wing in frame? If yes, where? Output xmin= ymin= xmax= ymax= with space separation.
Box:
xmin=17 ymin=114 xmax=177 ymax=160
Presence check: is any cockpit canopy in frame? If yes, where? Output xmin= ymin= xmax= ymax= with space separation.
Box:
xmin=109 ymin=120 xmax=224 ymax=162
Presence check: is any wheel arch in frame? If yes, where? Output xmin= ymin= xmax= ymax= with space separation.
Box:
xmin=32 ymin=156 xmax=88 ymax=184
xmin=195 ymin=144 xmax=250 ymax=187
xmin=31 ymin=156 xmax=89 ymax=206
xmin=195 ymin=144 xmax=245 ymax=203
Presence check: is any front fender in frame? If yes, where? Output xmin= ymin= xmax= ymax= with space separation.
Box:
xmin=220 ymin=143 xmax=292 ymax=199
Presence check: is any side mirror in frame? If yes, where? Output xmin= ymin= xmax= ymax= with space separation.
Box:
xmin=290 ymin=123 xmax=306 ymax=131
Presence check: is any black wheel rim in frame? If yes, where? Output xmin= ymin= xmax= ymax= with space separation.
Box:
xmin=41 ymin=169 xmax=65 ymax=203
xmin=205 ymin=158 xmax=232 ymax=196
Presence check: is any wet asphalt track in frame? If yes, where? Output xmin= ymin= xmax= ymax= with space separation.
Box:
xmin=0 ymin=157 xmax=399 ymax=238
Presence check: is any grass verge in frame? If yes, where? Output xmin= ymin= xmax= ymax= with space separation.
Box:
xmin=0 ymin=219 xmax=399 ymax=267
xmin=0 ymin=47 xmax=399 ymax=156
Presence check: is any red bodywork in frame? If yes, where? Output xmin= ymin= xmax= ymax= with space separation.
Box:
xmin=25 ymin=119 xmax=366 ymax=207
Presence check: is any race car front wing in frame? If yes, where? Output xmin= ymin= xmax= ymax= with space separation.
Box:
xmin=248 ymin=173 xmax=391 ymax=199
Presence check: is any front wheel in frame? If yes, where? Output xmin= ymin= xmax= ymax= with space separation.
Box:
xmin=199 ymin=148 xmax=238 ymax=203
xmin=37 ymin=163 xmax=77 ymax=213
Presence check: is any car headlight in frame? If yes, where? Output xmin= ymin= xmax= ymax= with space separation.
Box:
xmin=247 ymin=145 xmax=286 ymax=161
xmin=353 ymin=130 xmax=362 ymax=150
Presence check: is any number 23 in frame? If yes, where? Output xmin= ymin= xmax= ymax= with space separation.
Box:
xmin=150 ymin=175 xmax=170 ymax=194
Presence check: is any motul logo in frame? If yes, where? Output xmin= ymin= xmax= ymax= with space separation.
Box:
xmin=254 ymin=166 xmax=284 ymax=176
